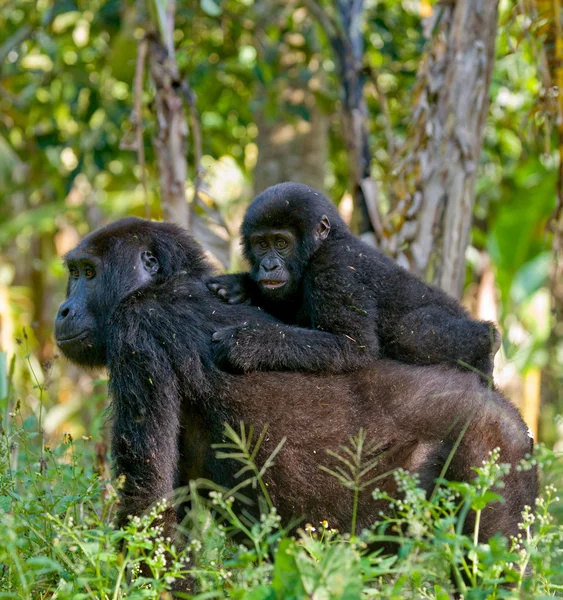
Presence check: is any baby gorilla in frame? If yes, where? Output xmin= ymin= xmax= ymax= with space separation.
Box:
xmin=209 ymin=182 xmax=500 ymax=378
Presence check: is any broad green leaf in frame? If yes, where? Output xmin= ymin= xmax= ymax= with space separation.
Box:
xmin=272 ymin=539 xmax=306 ymax=599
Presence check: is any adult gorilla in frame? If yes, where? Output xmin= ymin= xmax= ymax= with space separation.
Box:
xmin=55 ymin=218 xmax=536 ymax=589
xmin=209 ymin=182 xmax=499 ymax=379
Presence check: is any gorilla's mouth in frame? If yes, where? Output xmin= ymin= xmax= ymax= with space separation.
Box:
xmin=56 ymin=330 xmax=90 ymax=345
xmin=260 ymin=280 xmax=287 ymax=290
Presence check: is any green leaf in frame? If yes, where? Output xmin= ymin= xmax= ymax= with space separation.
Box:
xmin=272 ymin=539 xmax=306 ymax=599
xmin=201 ymin=0 xmax=222 ymax=17
xmin=44 ymin=0 xmax=79 ymax=24
xmin=25 ymin=556 xmax=63 ymax=574
xmin=243 ymin=585 xmax=275 ymax=600
xmin=0 ymin=496 xmax=11 ymax=512
xmin=472 ymin=491 xmax=504 ymax=511
xmin=510 ymin=252 xmax=551 ymax=305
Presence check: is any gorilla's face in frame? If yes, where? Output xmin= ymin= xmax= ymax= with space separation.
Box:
xmin=247 ymin=229 xmax=298 ymax=300
xmin=55 ymin=242 xmax=159 ymax=368
xmin=246 ymin=216 xmax=331 ymax=303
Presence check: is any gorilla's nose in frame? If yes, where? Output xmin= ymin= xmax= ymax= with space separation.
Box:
xmin=263 ymin=259 xmax=280 ymax=272
xmin=56 ymin=300 xmax=74 ymax=322
xmin=55 ymin=299 xmax=80 ymax=340
xmin=55 ymin=298 xmax=87 ymax=345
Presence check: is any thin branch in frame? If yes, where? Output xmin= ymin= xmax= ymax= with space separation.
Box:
xmin=553 ymin=0 xmax=563 ymax=213
xmin=360 ymin=178 xmax=384 ymax=240
xmin=364 ymin=66 xmax=395 ymax=157
xmin=180 ymin=80 xmax=204 ymax=207
xmin=0 ymin=24 xmax=33 ymax=67
xmin=301 ymin=0 xmax=340 ymax=41
xmin=0 ymin=9 xmax=57 ymax=69
xmin=134 ymin=37 xmax=150 ymax=218
xmin=165 ymin=0 xmax=176 ymax=58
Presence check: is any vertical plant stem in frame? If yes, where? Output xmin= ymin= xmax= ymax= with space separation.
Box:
xmin=351 ymin=484 xmax=359 ymax=536
xmin=473 ymin=509 xmax=481 ymax=579
xmin=430 ymin=417 xmax=472 ymax=502
xmin=134 ymin=37 xmax=150 ymax=219
xmin=112 ymin=559 xmax=128 ymax=600
xmin=23 ymin=331 xmax=44 ymax=463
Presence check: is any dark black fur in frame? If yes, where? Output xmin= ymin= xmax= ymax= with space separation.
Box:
xmin=55 ymin=218 xmax=535 ymax=591
xmin=209 ymin=182 xmax=500 ymax=379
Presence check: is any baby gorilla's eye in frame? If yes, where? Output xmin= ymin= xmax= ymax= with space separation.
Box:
xmin=69 ymin=267 xmax=79 ymax=279
xmin=257 ymin=240 xmax=268 ymax=249
xmin=85 ymin=267 xmax=95 ymax=279
xmin=276 ymin=239 xmax=288 ymax=249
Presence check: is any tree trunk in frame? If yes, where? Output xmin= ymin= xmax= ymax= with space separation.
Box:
xmin=333 ymin=0 xmax=373 ymax=235
xmin=538 ymin=0 xmax=563 ymax=439
xmin=254 ymin=87 xmax=329 ymax=193
xmin=304 ymin=0 xmax=375 ymax=234
xmin=30 ymin=232 xmax=55 ymax=365
xmin=306 ymin=0 xmax=500 ymax=297
xmin=253 ymin=3 xmax=329 ymax=193
xmin=386 ymin=0 xmax=500 ymax=298
xmin=148 ymin=32 xmax=190 ymax=230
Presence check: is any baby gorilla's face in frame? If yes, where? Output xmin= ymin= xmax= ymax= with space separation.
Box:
xmin=249 ymin=229 xmax=299 ymax=300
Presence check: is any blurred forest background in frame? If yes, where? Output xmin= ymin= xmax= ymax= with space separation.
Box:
xmin=1 ymin=0 xmax=563 ymax=452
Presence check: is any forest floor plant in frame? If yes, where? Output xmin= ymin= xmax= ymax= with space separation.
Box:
xmin=0 ymin=353 xmax=562 ymax=599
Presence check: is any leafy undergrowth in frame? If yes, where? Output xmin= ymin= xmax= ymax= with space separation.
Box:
xmin=1 ymin=409 xmax=562 ymax=600
xmin=0 ymin=392 xmax=562 ymax=599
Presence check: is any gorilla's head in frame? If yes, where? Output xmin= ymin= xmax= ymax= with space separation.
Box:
xmin=54 ymin=218 xmax=209 ymax=367
xmin=241 ymin=182 xmax=345 ymax=301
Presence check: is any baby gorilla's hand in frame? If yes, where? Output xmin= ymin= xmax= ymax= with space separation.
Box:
xmin=212 ymin=324 xmax=258 ymax=372
xmin=207 ymin=275 xmax=249 ymax=304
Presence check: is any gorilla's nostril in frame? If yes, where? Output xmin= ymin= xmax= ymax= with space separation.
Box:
xmin=60 ymin=307 xmax=70 ymax=318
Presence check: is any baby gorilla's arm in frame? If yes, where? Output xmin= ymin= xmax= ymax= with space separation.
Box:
xmin=212 ymin=321 xmax=380 ymax=373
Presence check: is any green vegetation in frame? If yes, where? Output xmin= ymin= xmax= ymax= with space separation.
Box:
xmin=1 ymin=348 xmax=562 ymax=599
xmin=1 ymin=0 xmax=563 ymax=597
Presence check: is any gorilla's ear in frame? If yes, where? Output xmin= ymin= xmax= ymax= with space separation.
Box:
xmin=316 ymin=215 xmax=331 ymax=244
xmin=141 ymin=250 xmax=160 ymax=275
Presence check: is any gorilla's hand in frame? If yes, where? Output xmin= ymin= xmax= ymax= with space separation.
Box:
xmin=207 ymin=274 xmax=249 ymax=305
xmin=212 ymin=324 xmax=256 ymax=372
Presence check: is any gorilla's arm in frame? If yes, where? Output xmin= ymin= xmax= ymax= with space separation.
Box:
xmin=108 ymin=309 xmax=181 ymax=536
xmin=212 ymin=321 xmax=379 ymax=373
xmin=213 ymin=323 xmax=357 ymax=373
xmin=211 ymin=266 xmax=382 ymax=373
xmin=212 ymin=281 xmax=381 ymax=374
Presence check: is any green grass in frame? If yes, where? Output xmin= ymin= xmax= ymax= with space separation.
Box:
xmin=0 ymin=357 xmax=562 ymax=599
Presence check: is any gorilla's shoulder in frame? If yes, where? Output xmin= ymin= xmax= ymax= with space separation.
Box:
xmin=110 ymin=277 xmax=198 ymax=331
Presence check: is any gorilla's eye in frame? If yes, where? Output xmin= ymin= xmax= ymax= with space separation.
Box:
xmin=257 ymin=240 xmax=268 ymax=250
xmin=85 ymin=267 xmax=95 ymax=279
xmin=276 ymin=239 xmax=288 ymax=249
xmin=69 ymin=266 xmax=79 ymax=279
